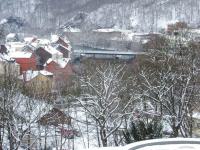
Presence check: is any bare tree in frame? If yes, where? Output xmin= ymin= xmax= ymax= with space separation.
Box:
xmin=0 ymin=62 xmax=52 ymax=149
xmin=72 ymin=60 xmax=135 ymax=147
xmin=136 ymin=32 xmax=200 ymax=137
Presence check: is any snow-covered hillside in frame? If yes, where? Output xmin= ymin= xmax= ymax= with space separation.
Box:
xmin=73 ymin=0 xmax=200 ymax=32
xmin=0 ymin=0 xmax=200 ymax=33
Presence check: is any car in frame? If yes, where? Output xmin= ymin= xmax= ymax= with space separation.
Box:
xmin=125 ymin=138 xmax=200 ymax=150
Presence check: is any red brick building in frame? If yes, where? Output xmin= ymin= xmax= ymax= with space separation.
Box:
xmin=45 ymin=58 xmax=73 ymax=91
xmin=11 ymin=52 xmax=37 ymax=74
xmin=45 ymin=59 xmax=73 ymax=78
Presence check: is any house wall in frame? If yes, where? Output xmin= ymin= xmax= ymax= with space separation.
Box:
xmin=57 ymin=46 xmax=69 ymax=58
xmin=193 ymin=118 xmax=200 ymax=137
xmin=45 ymin=61 xmax=60 ymax=73
xmin=57 ymin=38 xmax=69 ymax=48
xmin=45 ymin=62 xmax=73 ymax=92
xmin=0 ymin=61 xmax=20 ymax=76
xmin=0 ymin=45 xmax=7 ymax=54
xmin=20 ymin=134 xmax=37 ymax=149
xmin=45 ymin=62 xmax=73 ymax=79
xmin=15 ymin=56 xmax=37 ymax=74
xmin=0 ymin=63 xmax=4 ymax=75
xmin=35 ymin=47 xmax=52 ymax=66
xmin=26 ymin=74 xmax=53 ymax=96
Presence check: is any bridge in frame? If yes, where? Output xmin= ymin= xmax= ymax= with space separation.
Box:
xmin=73 ymin=49 xmax=146 ymax=60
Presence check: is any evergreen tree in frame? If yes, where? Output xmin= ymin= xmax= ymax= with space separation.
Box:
xmin=123 ymin=119 xmax=163 ymax=144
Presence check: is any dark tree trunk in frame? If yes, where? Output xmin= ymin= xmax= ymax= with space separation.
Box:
xmin=100 ymin=128 xmax=107 ymax=147
xmin=171 ymin=124 xmax=180 ymax=138
xmin=8 ymin=124 xmax=14 ymax=150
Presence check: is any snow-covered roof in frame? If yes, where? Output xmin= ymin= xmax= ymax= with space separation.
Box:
xmin=51 ymin=35 xmax=59 ymax=43
xmin=46 ymin=58 xmax=70 ymax=68
xmin=132 ymin=32 xmax=162 ymax=36
xmin=19 ymin=71 xmax=38 ymax=81
xmin=6 ymin=41 xmax=25 ymax=49
xmin=156 ymin=19 xmax=179 ymax=29
xmin=189 ymin=29 xmax=200 ymax=34
xmin=0 ymin=18 xmax=7 ymax=25
xmin=193 ymin=112 xmax=200 ymax=119
xmin=37 ymin=39 xmax=50 ymax=45
xmin=6 ymin=33 xmax=16 ymax=39
xmin=31 ymin=38 xmax=50 ymax=47
xmin=57 ymin=58 xmax=70 ymax=68
xmin=142 ymin=39 xmax=149 ymax=44
xmin=56 ymin=44 xmax=71 ymax=51
xmin=93 ymin=28 xmax=131 ymax=33
xmin=24 ymin=37 xmax=37 ymax=43
xmin=0 ymin=53 xmax=14 ymax=62
xmin=40 ymin=70 xmax=53 ymax=76
xmin=64 ymin=27 xmax=81 ymax=32
xmin=5 ymin=42 xmax=26 ymax=53
xmin=9 ymin=51 xmax=33 ymax=58
xmin=46 ymin=58 xmax=53 ymax=64
xmin=63 ymin=37 xmax=71 ymax=44
xmin=19 ymin=70 xmax=53 ymax=81
xmin=51 ymin=35 xmax=71 ymax=49
xmin=44 ymin=45 xmax=63 ymax=55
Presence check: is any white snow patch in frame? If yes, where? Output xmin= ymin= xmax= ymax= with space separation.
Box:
xmin=24 ymin=37 xmax=37 ymax=43
xmin=46 ymin=58 xmax=70 ymax=68
xmin=0 ymin=53 xmax=14 ymax=62
xmin=19 ymin=70 xmax=53 ymax=81
xmin=93 ymin=28 xmax=131 ymax=33
xmin=130 ymin=16 xmax=138 ymax=27
xmin=157 ymin=19 xmax=180 ymax=29
xmin=9 ymin=51 xmax=33 ymax=58
xmin=189 ymin=29 xmax=200 ymax=34
xmin=0 ymin=18 xmax=7 ymax=25
xmin=31 ymin=38 xmax=50 ymax=47
xmin=6 ymin=42 xmax=26 ymax=52
xmin=38 ymin=39 xmax=50 ymax=45
xmin=6 ymin=33 xmax=16 ymax=39
xmin=142 ymin=39 xmax=149 ymax=44
xmin=193 ymin=112 xmax=200 ymax=119
xmin=51 ymin=35 xmax=59 ymax=43
xmin=64 ymin=27 xmax=81 ymax=32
